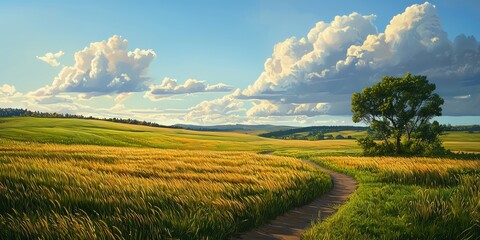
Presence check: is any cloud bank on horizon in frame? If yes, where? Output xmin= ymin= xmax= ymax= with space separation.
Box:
xmin=3 ymin=2 xmax=480 ymax=124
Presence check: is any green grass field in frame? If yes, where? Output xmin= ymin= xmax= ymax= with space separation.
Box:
xmin=303 ymin=156 xmax=480 ymax=239
xmin=0 ymin=117 xmax=479 ymax=239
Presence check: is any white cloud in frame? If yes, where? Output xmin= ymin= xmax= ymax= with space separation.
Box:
xmin=144 ymin=77 xmax=232 ymax=101
xmin=32 ymin=35 xmax=156 ymax=97
xmin=0 ymin=84 xmax=22 ymax=104
xmin=0 ymin=84 xmax=17 ymax=96
xmin=184 ymin=89 xmax=245 ymax=124
xmin=234 ymin=2 xmax=480 ymax=117
xmin=246 ymin=101 xmax=329 ymax=117
xmin=242 ymin=12 xmax=377 ymax=98
xmin=33 ymin=95 xmax=74 ymax=105
xmin=36 ymin=51 xmax=64 ymax=67
xmin=114 ymin=92 xmax=133 ymax=102
xmin=453 ymin=94 xmax=471 ymax=100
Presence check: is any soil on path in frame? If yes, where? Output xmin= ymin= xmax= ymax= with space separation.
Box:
xmin=236 ymin=160 xmax=357 ymax=240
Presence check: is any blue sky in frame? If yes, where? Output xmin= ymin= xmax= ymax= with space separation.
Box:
xmin=1 ymin=1 xmax=479 ymax=125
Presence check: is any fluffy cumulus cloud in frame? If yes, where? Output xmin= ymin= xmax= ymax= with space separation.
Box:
xmin=0 ymin=84 xmax=17 ymax=97
xmin=184 ymin=89 xmax=245 ymax=124
xmin=36 ymin=51 xmax=64 ymax=67
xmin=33 ymin=35 xmax=156 ymax=98
xmin=0 ymin=84 xmax=22 ymax=105
xmin=144 ymin=77 xmax=232 ymax=101
xmin=0 ymin=84 xmax=23 ymax=105
xmin=226 ymin=2 xmax=479 ymax=117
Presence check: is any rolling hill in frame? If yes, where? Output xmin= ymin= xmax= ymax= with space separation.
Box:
xmin=0 ymin=117 xmax=361 ymax=156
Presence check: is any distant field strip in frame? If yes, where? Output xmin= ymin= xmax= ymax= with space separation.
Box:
xmin=0 ymin=143 xmax=332 ymax=239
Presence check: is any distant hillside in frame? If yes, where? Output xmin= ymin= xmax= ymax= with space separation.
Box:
xmin=173 ymin=124 xmax=297 ymax=134
xmin=260 ymin=126 xmax=369 ymax=140
xmin=0 ymin=117 xmax=365 ymax=154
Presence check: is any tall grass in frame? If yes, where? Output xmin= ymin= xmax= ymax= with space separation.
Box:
xmin=303 ymin=156 xmax=480 ymax=239
xmin=318 ymin=156 xmax=479 ymax=186
xmin=0 ymin=143 xmax=332 ymax=239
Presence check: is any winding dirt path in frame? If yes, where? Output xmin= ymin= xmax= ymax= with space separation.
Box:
xmin=236 ymin=160 xmax=357 ymax=240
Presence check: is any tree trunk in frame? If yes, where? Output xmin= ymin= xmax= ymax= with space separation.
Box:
xmin=395 ymin=135 xmax=401 ymax=154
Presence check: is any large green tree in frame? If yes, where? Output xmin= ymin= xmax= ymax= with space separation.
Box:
xmin=351 ymin=73 xmax=444 ymax=155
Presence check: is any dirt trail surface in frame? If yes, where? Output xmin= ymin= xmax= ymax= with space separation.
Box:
xmin=236 ymin=160 xmax=357 ymax=240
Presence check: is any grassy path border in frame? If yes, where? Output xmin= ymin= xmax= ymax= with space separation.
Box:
xmin=236 ymin=160 xmax=357 ymax=240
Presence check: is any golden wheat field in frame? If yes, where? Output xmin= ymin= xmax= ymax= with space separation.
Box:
xmin=0 ymin=143 xmax=331 ymax=239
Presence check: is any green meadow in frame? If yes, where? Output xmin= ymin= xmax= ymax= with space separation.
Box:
xmin=302 ymin=156 xmax=480 ymax=239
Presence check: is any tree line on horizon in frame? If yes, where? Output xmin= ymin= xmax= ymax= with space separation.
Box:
xmin=0 ymin=108 xmax=181 ymax=129
xmin=259 ymin=126 xmax=369 ymax=140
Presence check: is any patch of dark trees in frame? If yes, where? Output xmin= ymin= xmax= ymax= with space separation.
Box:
xmin=259 ymin=126 xmax=369 ymax=140
xmin=443 ymin=124 xmax=480 ymax=132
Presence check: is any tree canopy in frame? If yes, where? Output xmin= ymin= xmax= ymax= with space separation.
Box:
xmin=351 ymin=73 xmax=445 ymax=155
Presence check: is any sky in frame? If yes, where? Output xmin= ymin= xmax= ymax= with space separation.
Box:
xmin=1 ymin=0 xmax=479 ymax=126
